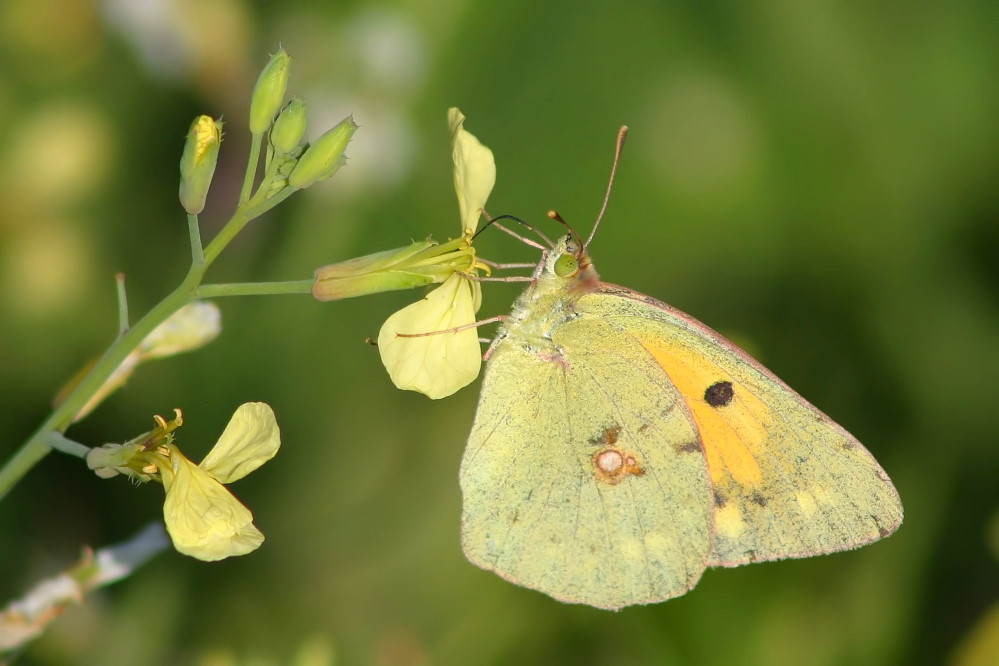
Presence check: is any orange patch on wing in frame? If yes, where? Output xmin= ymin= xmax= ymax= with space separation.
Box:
xmin=640 ymin=338 xmax=767 ymax=488
xmin=592 ymin=425 xmax=621 ymax=446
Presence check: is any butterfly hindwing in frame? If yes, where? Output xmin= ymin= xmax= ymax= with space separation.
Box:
xmin=460 ymin=315 xmax=714 ymax=609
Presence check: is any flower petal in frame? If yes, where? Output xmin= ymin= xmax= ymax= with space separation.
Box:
xmin=140 ymin=301 xmax=221 ymax=360
xmin=162 ymin=451 xmax=264 ymax=561
xmin=448 ymin=107 xmax=495 ymax=234
xmin=377 ymin=273 xmax=482 ymax=399
xmin=199 ymin=402 xmax=280 ymax=484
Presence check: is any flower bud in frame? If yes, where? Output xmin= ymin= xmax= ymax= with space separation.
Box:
xmin=270 ymin=98 xmax=307 ymax=155
xmin=288 ymin=116 xmax=358 ymax=189
xmin=312 ymin=235 xmax=479 ymax=301
xmin=249 ymin=49 xmax=291 ymax=134
xmin=178 ymin=115 xmax=222 ymax=215
xmin=313 ymin=241 xmax=438 ymax=301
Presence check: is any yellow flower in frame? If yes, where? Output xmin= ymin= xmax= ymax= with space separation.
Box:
xmin=377 ymin=108 xmax=494 ymax=399
xmin=161 ymin=403 xmax=280 ymax=561
xmin=87 ymin=403 xmax=280 ymax=561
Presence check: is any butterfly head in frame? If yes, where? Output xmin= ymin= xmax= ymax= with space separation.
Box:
xmin=542 ymin=233 xmax=599 ymax=294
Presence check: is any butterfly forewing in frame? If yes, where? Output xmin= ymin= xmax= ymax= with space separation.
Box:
xmin=585 ymin=285 xmax=903 ymax=567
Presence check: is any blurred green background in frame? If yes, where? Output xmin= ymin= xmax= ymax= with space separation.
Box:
xmin=2 ymin=0 xmax=998 ymax=664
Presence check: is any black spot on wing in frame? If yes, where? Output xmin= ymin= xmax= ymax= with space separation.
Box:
xmin=714 ymin=491 xmax=727 ymax=508
xmin=750 ymin=492 xmax=768 ymax=507
xmin=704 ymin=381 xmax=734 ymax=407
xmin=675 ymin=441 xmax=703 ymax=454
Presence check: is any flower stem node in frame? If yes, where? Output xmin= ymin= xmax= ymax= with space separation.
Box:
xmin=288 ymin=116 xmax=358 ymax=189
xmin=178 ymin=115 xmax=223 ymax=215
xmin=250 ymin=48 xmax=291 ymax=135
xmin=88 ymin=403 xmax=281 ymax=561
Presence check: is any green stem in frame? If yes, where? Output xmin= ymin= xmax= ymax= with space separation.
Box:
xmin=188 ymin=213 xmax=204 ymax=265
xmin=239 ymin=133 xmax=263 ymax=205
xmin=0 ymin=437 xmax=52 ymax=498
xmin=201 ymin=209 xmax=249 ymax=268
xmin=244 ymin=186 xmax=297 ymax=220
xmin=0 ymin=262 xmax=204 ymax=501
xmin=195 ymin=184 xmax=299 ymax=269
xmin=206 ymin=142 xmax=300 ymax=268
xmin=45 ymin=431 xmax=90 ymax=458
xmin=197 ymin=280 xmax=314 ymax=298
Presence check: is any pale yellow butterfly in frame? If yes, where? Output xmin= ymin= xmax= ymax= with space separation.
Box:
xmin=459 ymin=127 xmax=903 ymax=610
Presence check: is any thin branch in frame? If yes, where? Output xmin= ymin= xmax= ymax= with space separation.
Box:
xmin=114 ymin=273 xmax=129 ymax=336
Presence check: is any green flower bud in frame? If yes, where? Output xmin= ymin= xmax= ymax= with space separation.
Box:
xmin=270 ymin=98 xmax=307 ymax=155
xmin=288 ymin=116 xmax=358 ymax=189
xmin=178 ymin=115 xmax=222 ymax=215
xmin=313 ymin=241 xmax=437 ymax=301
xmin=249 ymin=49 xmax=291 ymax=135
xmin=312 ymin=236 xmax=477 ymax=301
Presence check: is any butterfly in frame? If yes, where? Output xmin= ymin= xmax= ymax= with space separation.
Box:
xmin=459 ymin=127 xmax=903 ymax=610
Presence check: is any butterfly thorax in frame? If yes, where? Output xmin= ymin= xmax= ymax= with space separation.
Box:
xmin=497 ymin=235 xmax=600 ymax=354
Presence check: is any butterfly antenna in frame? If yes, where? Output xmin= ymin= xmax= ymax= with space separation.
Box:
xmin=476 ymin=211 xmax=554 ymax=248
xmin=584 ymin=125 xmax=629 ymax=249
xmin=547 ymin=210 xmax=585 ymax=256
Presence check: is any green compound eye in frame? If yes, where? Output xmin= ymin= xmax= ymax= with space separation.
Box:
xmin=554 ymin=253 xmax=579 ymax=277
